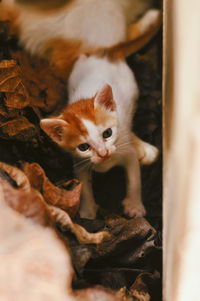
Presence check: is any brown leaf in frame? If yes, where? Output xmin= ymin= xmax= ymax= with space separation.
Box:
xmin=70 ymin=216 xmax=157 ymax=276
xmin=0 ymin=57 xmax=36 ymax=141
xmin=0 ymin=61 xmax=30 ymax=108
xmin=0 ymin=116 xmax=37 ymax=141
xmin=0 ymin=162 xmax=50 ymax=226
xmin=49 ymin=205 xmax=110 ymax=245
xmin=23 ymin=162 xmax=81 ymax=217
xmin=0 ymin=100 xmax=9 ymax=120
xmin=11 ymin=51 xmax=67 ymax=113
xmin=0 ymin=162 xmax=110 ymax=246
xmin=92 ymin=216 xmax=156 ymax=259
xmin=0 ymin=59 xmax=16 ymax=68
xmin=129 ymin=273 xmax=152 ymax=301
xmin=4 ymin=92 xmax=29 ymax=109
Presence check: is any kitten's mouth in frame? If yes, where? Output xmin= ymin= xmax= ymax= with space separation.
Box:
xmin=100 ymin=155 xmax=110 ymax=161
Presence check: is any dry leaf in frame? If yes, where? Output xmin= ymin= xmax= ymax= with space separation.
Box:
xmin=0 ymin=59 xmax=30 ymax=106
xmin=0 ymin=162 xmax=50 ymax=226
xmin=0 ymin=162 xmax=109 ymax=245
xmin=12 ymin=51 xmax=67 ymax=113
xmin=0 ymin=116 xmax=37 ymax=141
xmin=49 ymin=205 xmax=109 ymax=244
xmin=0 ymin=57 xmax=38 ymax=141
xmin=0 ymin=59 xmax=16 ymax=68
xmin=23 ymin=162 xmax=81 ymax=217
xmin=129 ymin=273 xmax=151 ymax=301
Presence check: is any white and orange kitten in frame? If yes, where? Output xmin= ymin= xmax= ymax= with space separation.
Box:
xmin=1 ymin=0 xmax=160 ymax=219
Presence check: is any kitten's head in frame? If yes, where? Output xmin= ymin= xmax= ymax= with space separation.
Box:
xmin=40 ymin=85 xmax=118 ymax=164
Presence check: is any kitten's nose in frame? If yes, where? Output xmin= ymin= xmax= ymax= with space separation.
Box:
xmin=97 ymin=149 xmax=109 ymax=159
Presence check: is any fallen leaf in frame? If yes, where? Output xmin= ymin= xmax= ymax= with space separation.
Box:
xmin=22 ymin=162 xmax=81 ymax=217
xmin=11 ymin=51 xmax=67 ymax=113
xmin=70 ymin=216 xmax=156 ymax=278
xmin=0 ymin=59 xmax=30 ymax=106
xmin=50 ymin=205 xmax=110 ymax=245
xmin=0 ymin=162 xmax=50 ymax=226
xmin=0 ymin=162 xmax=109 ymax=245
xmin=0 ymin=116 xmax=37 ymax=141
xmin=129 ymin=273 xmax=151 ymax=301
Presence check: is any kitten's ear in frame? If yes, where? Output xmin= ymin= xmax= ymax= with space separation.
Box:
xmin=94 ymin=84 xmax=116 ymax=111
xmin=40 ymin=118 xmax=68 ymax=144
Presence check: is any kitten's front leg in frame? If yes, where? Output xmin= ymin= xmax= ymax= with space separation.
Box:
xmin=122 ymin=150 xmax=146 ymax=217
xmin=76 ymin=169 xmax=98 ymax=219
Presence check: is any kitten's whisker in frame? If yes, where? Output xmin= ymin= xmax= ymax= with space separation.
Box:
xmin=117 ymin=142 xmax=132 ymax=150
xmin=75 ymin=160 xmax=92 ymax=172
xmin=116 ymin=133 xmax=130 ymax=141
xmin=116 ymin=134 xmax=132 ymax=145
xmin=117 ymin=146 xmax=133 ymax=154
xmin=117 ymin=149 xmax=131 ymax=154
xmin=117 ymin=141 xmax=132 ymax=147
xmin=117 ymin=150 xmax=132 ymax=156
xmin=74 ymin=158 xmax=90 ymax=169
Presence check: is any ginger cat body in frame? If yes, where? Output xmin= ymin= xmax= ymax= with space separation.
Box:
xmin=1 ymin=0 xmax=161 ymax=219
xmin=1 ymin=0 xmax=153 ymax=52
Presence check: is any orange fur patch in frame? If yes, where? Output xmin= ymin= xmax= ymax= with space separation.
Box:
xmin=41 ymin=38 xmax=83 ymax=78
xmin=16 ymin=0 xmax=70 ymax=11
xmin=63 ymin=127 xmax=84 ymax=151
xmin=16 ymin=0 xmax=74 ymax=16
xmin=60 ymin=96 xmax=116 ymax=150
xmin=95 ymin=107 xmax=116 ymax=127
xmin=66 ymin=98 xmax=95 ymax=122
xmin=60 ymin=98 xmax=96 ymax=149
xmin=42 ymin=38 xmax=101 ymax=78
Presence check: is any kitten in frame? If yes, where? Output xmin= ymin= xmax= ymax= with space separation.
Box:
xmin=1 ymin=0 xmax=161 ymax=219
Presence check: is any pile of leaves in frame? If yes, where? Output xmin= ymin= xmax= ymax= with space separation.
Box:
xmin=0 ymin=20 xmax=162 ymax=301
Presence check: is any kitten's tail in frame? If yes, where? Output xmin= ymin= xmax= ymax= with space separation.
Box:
xmin=105 ymin=9 xmax=162 ymax=60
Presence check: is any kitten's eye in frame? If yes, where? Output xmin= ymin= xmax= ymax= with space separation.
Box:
xmin=103 ymin=128 xmax=112 ymax=139
xmin=77 ymin=143 xmax=90 ymax=152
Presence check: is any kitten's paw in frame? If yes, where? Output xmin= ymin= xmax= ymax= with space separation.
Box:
xmin=140 ymin=142 xmax=159 ymax=165
xmin=79 ymin=203 xmax=98 ymax=219
xmin=122 ymin=198 xmax=146 ymax=217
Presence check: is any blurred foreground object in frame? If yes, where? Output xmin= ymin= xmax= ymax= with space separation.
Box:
xmin=163 ymin=0 xmax=200 ymax=300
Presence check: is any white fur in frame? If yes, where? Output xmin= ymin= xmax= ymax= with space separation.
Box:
xmin=79 ymin=118 xmax=117 ymax=164
xmin=68 ymin=55 xmax=139 ymax=130
xmin=15 ymin=0 xmax=126 ymax=53
xmin=3 ymin=0 xmax=152 ymax=54
xmin=138 ymin=9 xmax=161 ymax=33
xmin=139 ymin=140 xmax=159 ymax=165
xmin=69 ymin=55 xmax=145 ymax=218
